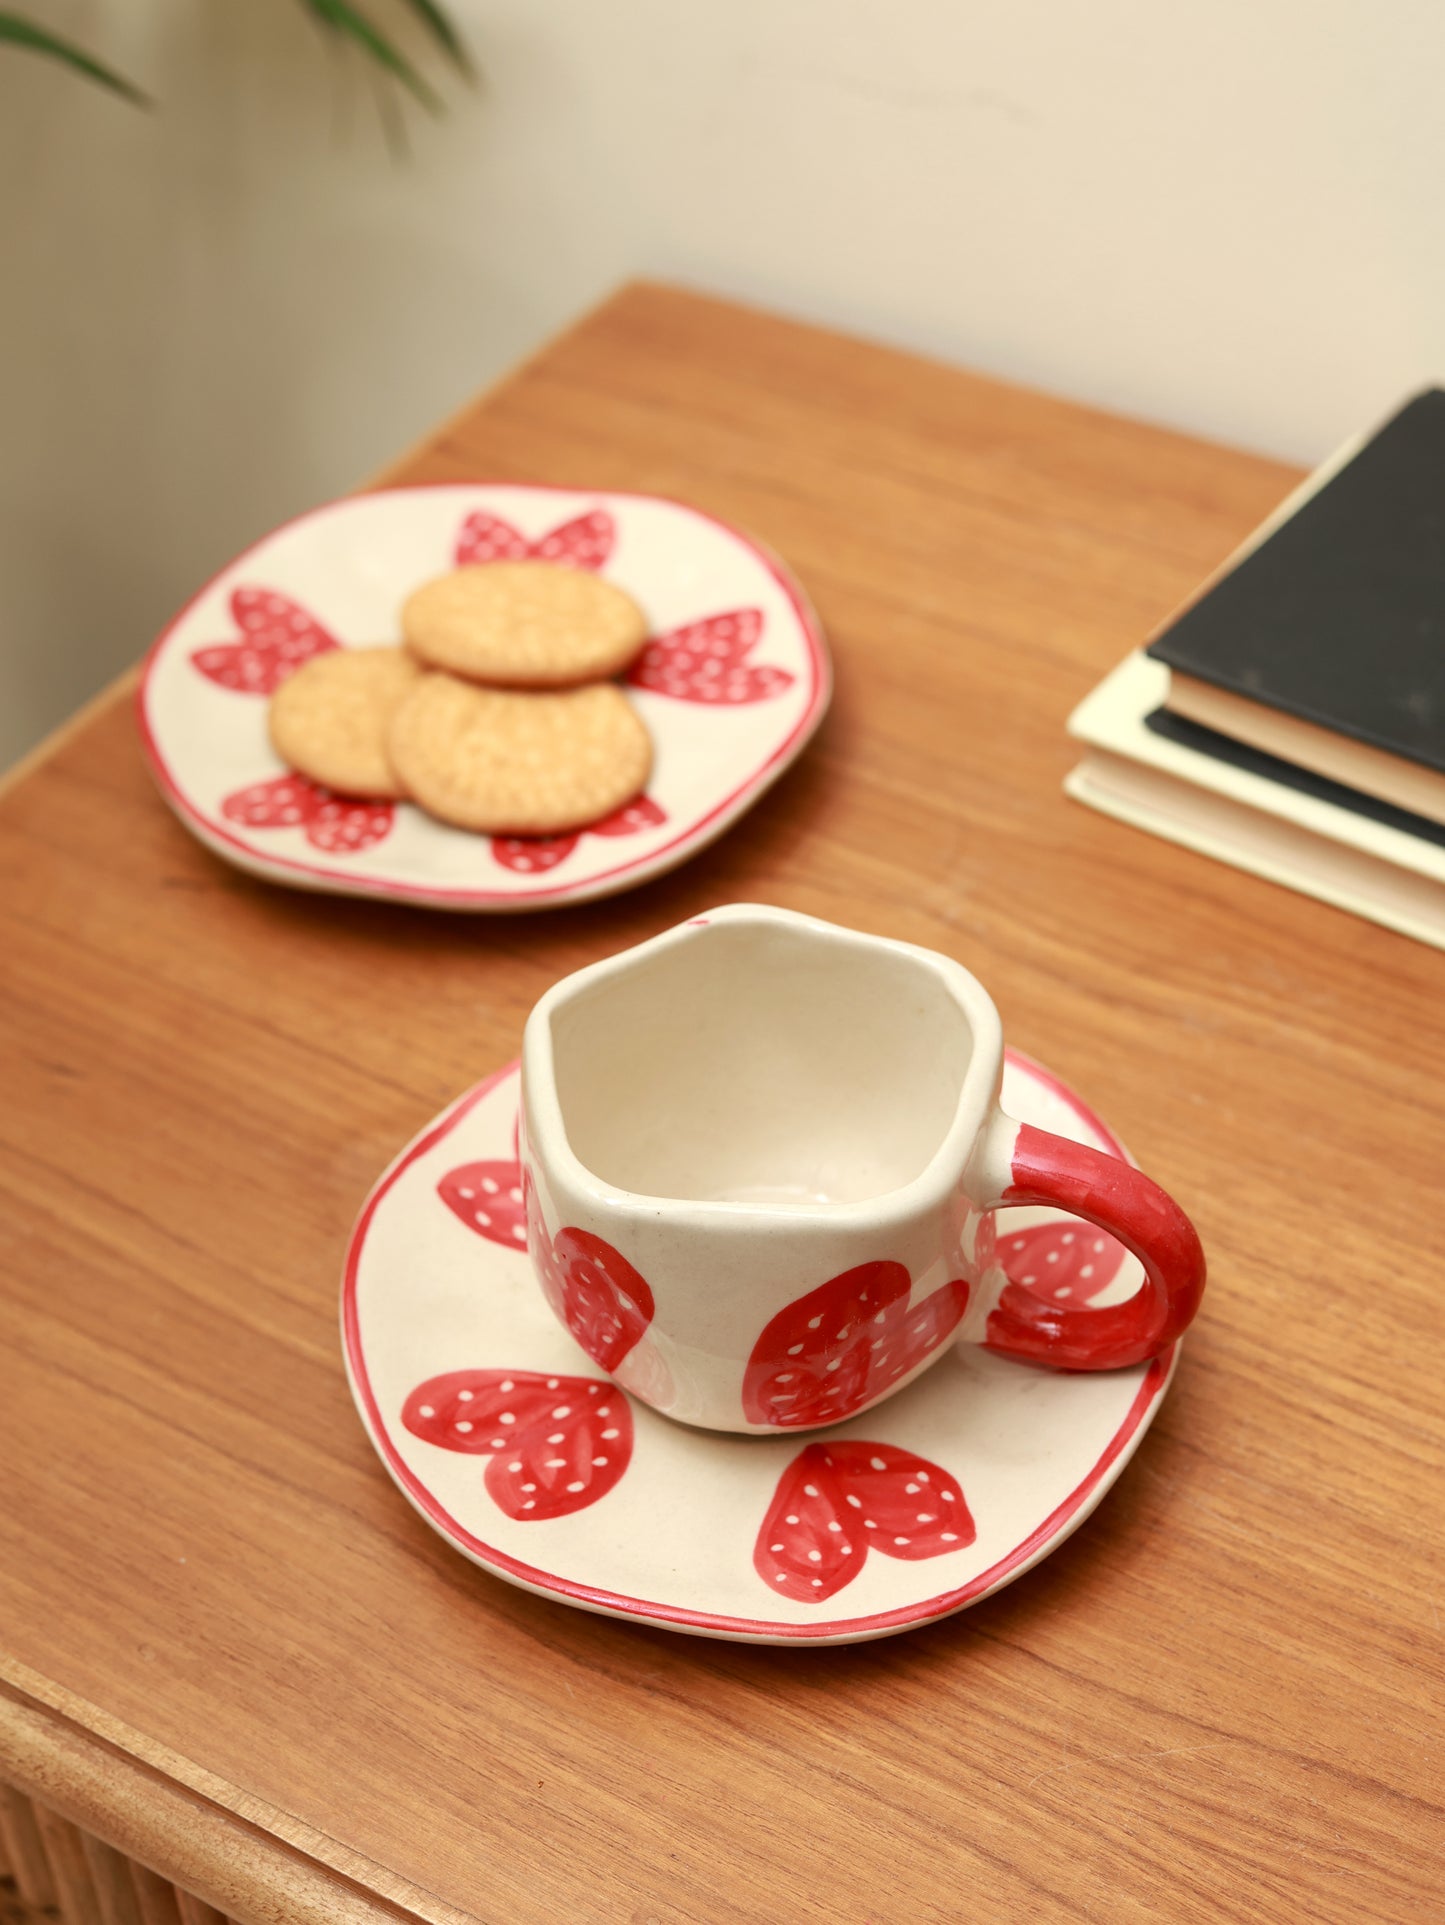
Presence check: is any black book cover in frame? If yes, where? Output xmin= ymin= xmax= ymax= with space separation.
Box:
xmin=1143 ymin=707 xmax=1445 ymax=850
xmin=1146 ymin=388 xmax=1445 ymax=775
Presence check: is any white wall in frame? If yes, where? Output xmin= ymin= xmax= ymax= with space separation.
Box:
xmin=3 ymin=0 xmax=1442 ymax=766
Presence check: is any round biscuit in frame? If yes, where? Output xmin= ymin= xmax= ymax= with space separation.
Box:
xmin=268 ymin=646 xmax=421 ymax=798
xmin=388 ymin=676 xmax=654 ymax=835
xmin=401 ymin=561 xmax=647 ymax=686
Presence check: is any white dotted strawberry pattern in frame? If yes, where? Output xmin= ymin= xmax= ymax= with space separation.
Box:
xmin=452 ymin=507 xmax=796 ymax=707
xmin=427 ymin=1156 xmax=661 ymax=1523
xmin=529 ymin=1221 xmax=656 ymax=1377
xmin=743 ymin=1261 xmax=971 ymax=1429
xmin=756 ymin=1442 xmax=976 ymax=1602
xmin=190 ymin=589 xmax=402 ymax=858
xmin=442 ymin=1151 xmax=675 ymax=1413
xmin=190 ymin=589 xmax=340 ymax=694
xmin=220 ymin=774 xmax=394 ymax=854
xmin=997 ymin=1219 xmax=1127 ymax=1305
xmin=455 ymin=507 xmax=615 ymax=570
xmin=627 ymin=609 xmax=794 ymax=705
xmin=437 ymin=1157 xmax=529 ymax=1249
xmin=193 ymin=583 xmax=666 ymax=866
xmin=490 ymin=795 xmax=667 ymax=874
xmin=186 ymin=508 xmax=792 ymax=868
xmin=431 ymin=1150 xmax=977 ymax=1595
xmin=444 ymin=1149 xmax=661 ymax=1376
xmin=443 ymin=1147 xmax=657 ymax=1386
xmin=348 ymin=1056 xmax=1170 ymax=1635
xmin=402 ymin=1369 xmax=632 ymax=1520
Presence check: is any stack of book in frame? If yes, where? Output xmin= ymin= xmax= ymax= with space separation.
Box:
xmin=1066 ymin=389 xmax=1445 ymax=949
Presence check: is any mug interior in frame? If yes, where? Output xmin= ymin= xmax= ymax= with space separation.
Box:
xmin=546 ymin=918 xmax=975 ymax=1207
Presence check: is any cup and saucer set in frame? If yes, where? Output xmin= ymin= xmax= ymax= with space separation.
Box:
xmin=343 ymin=905 xmax=1205 ymax=1646
xmin=138 ymin=484 xmax=1206 ymax=1644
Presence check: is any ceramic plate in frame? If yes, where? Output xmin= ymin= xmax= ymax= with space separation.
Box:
xmin=343 ymin=1051 xmax=1177 ymax=1644
xmin=138 ymin=485 xmax=830 ymax=911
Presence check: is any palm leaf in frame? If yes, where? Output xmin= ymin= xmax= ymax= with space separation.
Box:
xmin=0 ymin=12 xmax=149 ymax=104
xmin=300 ymin=0 xmax=442 ymax=113
xmin=394 ymin=0 xmax=474 ymax=78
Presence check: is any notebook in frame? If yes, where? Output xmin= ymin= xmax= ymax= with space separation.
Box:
xmin=1145 ymin=388 xmax=1445 ymax=810
xmin=1066 ymin=653 xmax=1445 ymax=949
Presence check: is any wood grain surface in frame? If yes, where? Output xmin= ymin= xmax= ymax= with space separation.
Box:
xmin=0 ymin=282 xmax=1441 ymax=1924
xmin=0 ymin=1783 xmax=243 ymax=1925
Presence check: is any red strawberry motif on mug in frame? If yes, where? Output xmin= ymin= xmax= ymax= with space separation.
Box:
xmin=437 ymin=1160 xmax=529 ymax=1251
xmin=998 ymin=1219 xmax=1127 ymax=1307
xmin=628 ymin=609 xmax=794 ymax=704
xmin=402 ymin=1369 xmax=631 ymax=1519
xmin=190 ymin=589 xmax=340 ymax=694
xmin=220 ymin=775 xmax=393 ymax=854
xmin=545 ymin=1228 xmax=656 ymax=1376
xmin=743 ymin=1262 xmax=969 ymax=1429
xmin=438 ymin=1157 xmax=660 ymax=1381
xmin=454 ymin=509 xmax=615 ymax=571
xmin=491 ymin=795 xmax=666 ymax=875
xmin=518 ymin=1180 xmax=674 ymax=1406
xmin=756 ymin=1441 xmax=975 ymax=1602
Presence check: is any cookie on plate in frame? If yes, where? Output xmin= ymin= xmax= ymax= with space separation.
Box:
xmin=388 ymin=676 xmax=653 ymax=835
xmin=401 ymin=562 xmax=647 ymax=687
xmin=268 ymin=646 xmax=420 ymax=798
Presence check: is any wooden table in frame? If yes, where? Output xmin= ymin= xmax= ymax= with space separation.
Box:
xmin=1 ymin=284 xmax=1440 ymax=1925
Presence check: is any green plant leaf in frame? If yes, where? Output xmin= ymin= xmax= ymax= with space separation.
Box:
xmin=0 ymin=11 xmax=149 ymax=104
xmin=300 ymin=0 xmax=442 ymax=113
xmin=394 ymin=0 xmax=474 ymax=78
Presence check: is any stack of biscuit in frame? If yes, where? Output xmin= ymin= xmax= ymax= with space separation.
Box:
xmin=266 ymin=561 xmax=653 ymax=836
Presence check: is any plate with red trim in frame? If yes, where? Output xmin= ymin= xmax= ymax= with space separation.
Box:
xmin=342 ymin=1049 xmax=1178 ymax=1644
xmin=138 ymin=484 xmax=830 ymax=911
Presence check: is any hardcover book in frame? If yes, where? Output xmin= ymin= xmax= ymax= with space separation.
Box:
xmin=1146 ymin=389 xmax=1445 ymax=804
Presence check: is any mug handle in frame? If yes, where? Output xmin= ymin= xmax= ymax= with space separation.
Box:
xmin=974 ymin=1116 xmax=1206 ymax=1370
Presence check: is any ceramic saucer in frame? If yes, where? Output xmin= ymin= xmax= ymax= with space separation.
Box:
xmin=343 ymin=1050 xmax=1176 ymax=1644
xmin=139 ymin=484 xmax=830 ymax=911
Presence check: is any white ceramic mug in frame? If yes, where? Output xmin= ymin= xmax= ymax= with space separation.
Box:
xmin=520 ymin=904 xmax=1204 ymax=1433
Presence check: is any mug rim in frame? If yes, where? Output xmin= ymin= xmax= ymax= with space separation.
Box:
xmin=521 ymin=902 xmax=1004 ymax=1228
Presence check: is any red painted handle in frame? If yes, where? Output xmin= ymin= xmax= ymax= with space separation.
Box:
xmin=985 ymin=1123 xmax=1205 ymax=1370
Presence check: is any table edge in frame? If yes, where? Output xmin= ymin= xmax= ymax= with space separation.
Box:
xmin=0 ymin=1660 xmax=484 ymax=1925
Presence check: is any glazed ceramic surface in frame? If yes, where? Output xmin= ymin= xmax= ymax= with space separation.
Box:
xmin=521 ymin=906 xmax=1204 ymax=1431
xmin=343 ymin=1052 xmax=1177 ymax=1644
xmin=138 ymin=485 xmax=830 ymax=911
